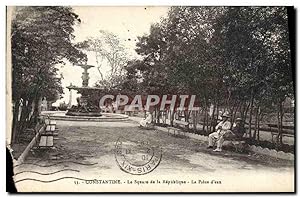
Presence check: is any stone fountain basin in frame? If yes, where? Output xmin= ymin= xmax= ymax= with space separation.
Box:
xmin=41 ymin=111 xmax=129 ymax=122
xmin=65 ymin=111 xmax=102 ymax=117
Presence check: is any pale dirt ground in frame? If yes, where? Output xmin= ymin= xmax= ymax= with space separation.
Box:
xmin=13 ymin=118 xmax=294 ymax=192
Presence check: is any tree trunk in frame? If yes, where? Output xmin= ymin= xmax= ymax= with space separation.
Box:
xmin=232 ymin=101 xmax=240 ymax=123
xmin=170 ymin=110 xmax=175 ymax=126
xmin=11 ymin=100 xmax=21 ymax=144
xmin=216 ymin=103 xmax=219 ymax=121
xmin=205 ymin=107 xmax=209 ymax=132
xmin=253 ymin=106 xmax=259 ymax=140
xmin=16 ymin=99 xmax=33 ymax=142
xmin=257 ymin=111 xmax=263 ymax=141
xmin=276 ymin=105 xmax=281 ymax=145
xmin=209 ymin=104 xmax=216 ymax=132
xmin=280 ymin=105 xmax=284 ymax=144
xmin=276 ymin=100 xmax=284 ymax=145
xmin=202 ymin=107 xmax=206 ymax=131
xmin=30 ymin=95 xmax=41 ymax=127
xmin=163 ymin=110 xmax=167 ymax=124
xmin=248 ymin=91 xmax=255 ymax=138
xmin=242 ymin=101 xmax=250 ymax=125
xmin=186 ymin=110 xmax=191 ymax=130
xmin=184 ymin=110 xmax=190 ymax=122
xmin=229 ymin=99 xmax=237 ymax=120
xmin=193 ymin=110 xmax=197 ymax=130
xmin=154 ymin=108 xmax=157 ymax=124
xmin=157 ymin=108 xmax=161 ymax=124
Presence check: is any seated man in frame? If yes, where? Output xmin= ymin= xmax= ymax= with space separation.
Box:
xmin=207 ymin=113 xmax=231 ymax=152
xmin=139 ymin=112 xmax=153 ymax=128
xmin=230 ymin=118 xmax=245 ymax=140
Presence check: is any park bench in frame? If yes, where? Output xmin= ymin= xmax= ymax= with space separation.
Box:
xmin=38 ymin=117 xmax=57 ymax=148
xmin=267 ymin=123 xmax=294 ymax=143
xmin=223 ymin=134 xmax=247 ymax=152
xmin=144 ymin=122 xmax=155 ymax=130
xmin=42 ymin=119 xmax=58 ymax=136
xmin=167 ymin=120 xmax=189 ymax=136
xmin=38 ymin=135 xmax=54 ymax=147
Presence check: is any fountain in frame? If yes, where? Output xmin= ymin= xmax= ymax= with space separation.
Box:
xmin=66 ymin=64 xmax=102 ymax=116
xmin=41 ymin=63 xmax=129 ymax=122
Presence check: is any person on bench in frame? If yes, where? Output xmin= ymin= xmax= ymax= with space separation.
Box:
xmin=228 ymin=118 xmax=245 ymax=140
xmin=139 ymin=112 xmax=153 ymax=128
xmin=207 ymin=113 xmax=232 ymax=152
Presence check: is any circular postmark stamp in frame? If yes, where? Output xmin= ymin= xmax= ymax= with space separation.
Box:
xmin=114 ymin=137 xmax=162 ymax=175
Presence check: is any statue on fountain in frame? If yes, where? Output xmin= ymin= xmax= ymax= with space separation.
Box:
xmin=66 ymin=64 xmax=102 ymax=117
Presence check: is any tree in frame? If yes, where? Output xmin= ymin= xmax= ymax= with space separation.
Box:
xmin=77 ymin=30 xmax=129 ymax=88
xmin=11 ymin=6 xmax=86 ymax=143
xmin=125 ymin=6 xmax=293 ymax=142
xmin=215 ymin=7 xmax=293 ymax=141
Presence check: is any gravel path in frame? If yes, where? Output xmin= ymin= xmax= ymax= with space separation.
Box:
xmin=14 ymin=119 xmax=294 ymax=192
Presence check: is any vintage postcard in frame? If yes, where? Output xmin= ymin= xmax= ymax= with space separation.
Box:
xmin=6 ymin=6 xmax=295 ymax=192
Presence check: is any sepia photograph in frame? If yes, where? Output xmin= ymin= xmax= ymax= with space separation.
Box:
xmin=6 ymin=5 xmax=295 ymax=193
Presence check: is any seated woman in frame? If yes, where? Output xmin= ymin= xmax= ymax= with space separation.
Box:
xmin=139 ymin=112 xmax=153 ymax=128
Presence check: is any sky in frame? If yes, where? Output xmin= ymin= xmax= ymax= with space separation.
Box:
xmin=54 ymin=6 xmax=170 ymax=106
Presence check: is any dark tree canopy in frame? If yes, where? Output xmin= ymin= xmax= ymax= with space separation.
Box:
xmin=12 ymin=6 xmax=86 ymax=102
xmin=123 ymin=6 xmax=293 ymax=143
xmin=11 ymin=6 xmax=86 ymax=143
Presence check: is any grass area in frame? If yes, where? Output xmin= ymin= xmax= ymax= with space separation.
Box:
xmin=11 ymin=128 xmax=37 ymax=159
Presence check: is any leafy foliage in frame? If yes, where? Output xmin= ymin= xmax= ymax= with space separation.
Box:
xmin=77 ymin=30 xmax=128 ymax=88
xmin=124 ymin=6 xmax=293 ymax=143
xmin=11 ymin=6 xmax=86 ymax=143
